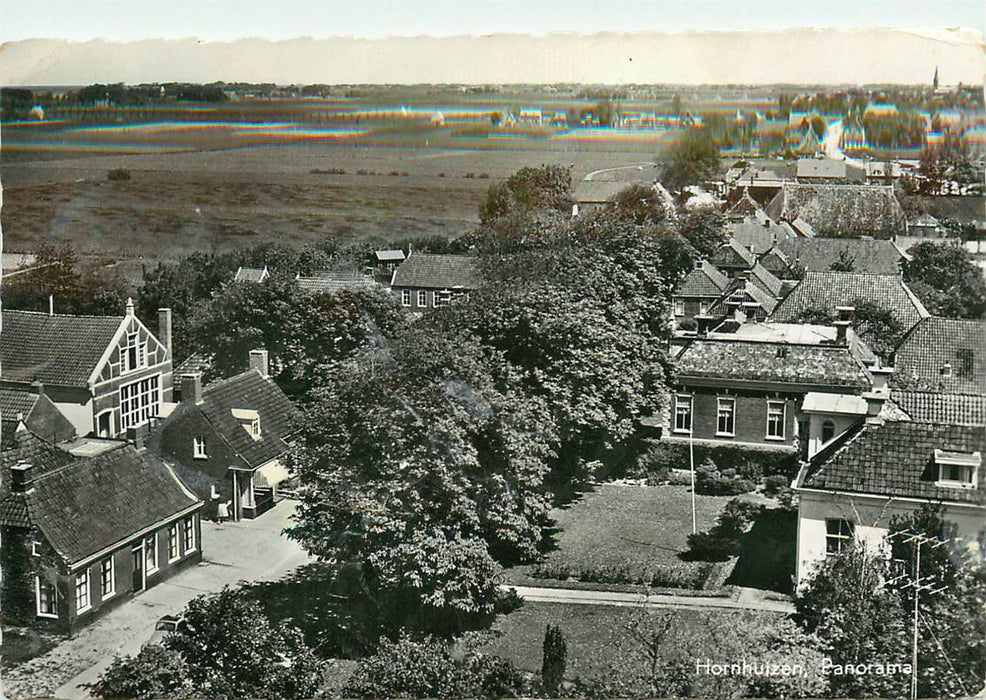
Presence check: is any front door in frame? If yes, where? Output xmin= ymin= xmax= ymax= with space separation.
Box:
xmin=132 ymin=543 xmax=144 ymax=592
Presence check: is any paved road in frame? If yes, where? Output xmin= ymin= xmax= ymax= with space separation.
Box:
xmin=505 ymin=584 xmax=795 ymax=614
xmin=2 ymin=501 xmax=310 ymax=700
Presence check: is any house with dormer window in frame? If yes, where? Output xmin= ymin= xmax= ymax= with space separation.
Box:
xmin=152 ymin=350 xmax=302 ymax=521
xmin=0 ymin=302 xmax=175 ymax=440
xmin=794 ymin=394 xmax=986 ymax=588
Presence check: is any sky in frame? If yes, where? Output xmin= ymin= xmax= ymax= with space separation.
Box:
xmin=1 ymin=1 xmax=983 ymax=85
xmin=2 ymin=0 xmax=983 ymax=43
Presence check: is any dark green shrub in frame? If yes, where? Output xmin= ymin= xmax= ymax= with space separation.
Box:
xmin=542 ymin=624 xmax=567 ymax=696
xmin=762 ymin=474 xmax=790 ymax=497
xmin=651 ymin=441 xmax=798 ymax=478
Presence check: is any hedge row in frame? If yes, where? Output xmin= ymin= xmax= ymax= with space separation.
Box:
xmin=638 ymin=440 xmax=800 ymax=479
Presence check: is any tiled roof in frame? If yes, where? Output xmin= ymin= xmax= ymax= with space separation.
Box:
xmin=892 ymin=317 xmax=986 ymax=394
xmin=727 ymin=218 xmax=792 ymax=255
xmin=891 ymin=391 xmax=986 ymax=426
xmin=233 ymin=267 xmax=268 ymax=282
xmin=174 ymin=352 xmax=213 ymax=377
xmin=678 ymin=261 xmax=730 ymax=298
xmin=0 ymin=389 xmax=38 ymax=425
xmin=675 ymin=339 xmax=871 ymax=388
xmin=199 ymin=369 xmax=302 ymax=469
xmin=0 ymin=444 xmax=201 ymax=564
xmin=391 ymin=254 xmax=482 ymax=290
xmin=769 ymin=271 xmax=930 ymax=332
xmin=711 ymin=239 xmax=757 ymax=268
xmin=800 ymin=421 xmax=985 ymax=505
xmin=295 ymin=272 xmax=380 ymax=295
xmin=748 ymin=263 xmax=784 ymax=297
xmin=796 ymin=159 xmax=847 ymax=179
xmin=726 ymin=191 xmax=763 ymax=218
xmin=0 ymin=429 xmax=75 ymax=489
xmin=0 ymin=310 xmax=123 ymax=387
xmin=764 ymin=183 xmax=906 ymax=238
xmin=776 ymin=238 xmax=905 ymax=275
xmin=712 ymin=279 xmax=780 ymax=315
xmin=375 ymin=250 xmax=406 ymax=262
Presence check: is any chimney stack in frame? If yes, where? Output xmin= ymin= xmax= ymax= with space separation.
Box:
xmin=49 ymin=294 xmax=54 ymax=316
xmin=836 ymin=305 xmax=856 ymax=322
xmin=31 ymin=380 xmax=45 ymax=397
xmin=11 ymin=461 xmax=34 ymax=493
xmin=158 ymin=308 xmax=172 ymax=352
xmin=127 ymin=423 xmax=150 ymax=450
xmin=126 ymin=297 xmax=135 ymax=316
xmin=863 ymin=390 xmax=886 ymax=426
xmin=941 ymin=361 xmax=953 ymax=378
xmin=180 ymin=373 xmax=203 ymax=405
xmin=249 ymin=349 xmax=270 ymax=379
xmin=695 ymin=314 xmax=713 ymax=338
xmin=834 ymin=320 xmax=850 ymax=345
xmin=870 ymin=366 xmax=894 ymax=394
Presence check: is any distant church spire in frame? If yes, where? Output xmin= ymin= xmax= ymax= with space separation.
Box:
xmin=933 ymin=66 xmax=939 ymax=90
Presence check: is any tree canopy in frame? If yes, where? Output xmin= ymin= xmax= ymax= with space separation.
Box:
xmin=659 ymin=127 xmax=721 ymax=193
xmin=903 ymin=241 xmax=986 ymax=319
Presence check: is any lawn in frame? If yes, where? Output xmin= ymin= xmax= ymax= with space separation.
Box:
xmin=531 ymin=484 xmax=733 ymax=589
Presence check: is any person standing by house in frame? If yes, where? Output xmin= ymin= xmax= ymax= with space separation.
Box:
xmin=217 ymin=500 xmax=231 ymax=524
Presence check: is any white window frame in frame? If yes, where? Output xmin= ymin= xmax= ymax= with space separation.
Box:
xmin=699 ymin=300 xmax=710 ymax=315
xmin=417 ymin=290 xmax=427 ymax=307
xmin=168 ymin=523 xmax=181 ymax=562
xmin=673 ymin=299 xmax=685 ymax=316
xmin=937 ymin=463 xmax=976 ymax=488
xmin=75 ymin=569 xmax=91 ymax=614
xmin=122 ymin=331 xmax=148 ymax=374
xmin=673 ymin=393 xmax=693 ymax=434
xmin=825 ymin=519 xmax=855 ymax=555
xmin=716 ymin=396 xmax=736 ymax=437
xmin=400 ymin=289 xmax=411 ymax=307
xmin=95 ymin=409 xmax=114 ymax=439
xmin=193 ymin=435 xmax=208 ymax=459
xmin=119 ymin=374 xmax=161 ymax=431
xmin=36 ymin=576 xmax=59 ymax=619
xmin=31 ymin=540 xmax=42 ymax=557
xmin=766 ymin=400 xmax=786 ymax=440
xmin=183 ymin=517 xmax=197 ymax=553
xmin=100 ymin=557 xmax=115 ymax=599
xmin=821 ymin=419 xmax=836 ymax=445
xmin=144 ymin=533 xmax=159 ymax=574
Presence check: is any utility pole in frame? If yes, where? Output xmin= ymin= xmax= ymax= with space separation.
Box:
xmin=689 ymin=426 xmax=697 ymax=535
xmin=887 ymin=529 xmax=950 ymax=700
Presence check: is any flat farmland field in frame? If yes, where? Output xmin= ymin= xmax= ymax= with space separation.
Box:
xmin=1 ymin=102 xmax=674 ymax=264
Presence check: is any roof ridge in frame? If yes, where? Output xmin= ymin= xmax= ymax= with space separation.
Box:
xmin=202 ymin=368 xmax=264 ymax=394
xmin=3 ymin=308 xmax=125 ymax=321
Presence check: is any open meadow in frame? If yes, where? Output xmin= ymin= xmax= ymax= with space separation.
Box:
xmin=1 ymin=95 xmax=679 ymax=272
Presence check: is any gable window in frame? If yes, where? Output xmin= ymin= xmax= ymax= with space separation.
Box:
xmin=144 ymin=534 xmax=158 ymax=574
xmin=168 ymin=523 xmax=181 ymax=562
xmin=183 ymin=517 xmax=197 ymax=553
xmin=825 ymin=519 xmax=855 ymax=554
xmin=122 ymin=331 xmax=148 ymax=373
xmin=100 ymin=557 xmax=115 ymax=599
xmin=193 ymin=436 xmax=208 ymax=459
xmin=674 ymin=394 xmax=693 ymax=434
xmin=766 ymin=400 xmax=786 ymax=440
xmin=716 ymin=397 xmax=735 ymax=436
xmin=935 ymin=449 xmax=980 ymax=489
xmin=401 ymin=289 xmax=411 ymax=307
xmin=232 ymin=409 xmax=261 ymax=440
xmin=673 ymin=299 xmax=685 ymax=316
xmin=119 ymin=375 xmax=161 ymax=431
xmin=699 ymin=301 xmax=710 ymax=315
xmin=75 ymin=569 xmax=91 ymax=613
xmin=417 ymin=290 xmax=427 ymax=307
xmin=36 ymin=577 xmax=58 ymax=618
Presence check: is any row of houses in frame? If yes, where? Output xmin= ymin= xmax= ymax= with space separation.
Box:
xmin=0 ymin=302 xmax=302 ymax=633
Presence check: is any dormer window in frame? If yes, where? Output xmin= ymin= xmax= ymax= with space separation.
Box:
xmin=934 ymin=449 xmax=980 ymax=489
xmin=232 ymin=408 xmax=261 ymax=440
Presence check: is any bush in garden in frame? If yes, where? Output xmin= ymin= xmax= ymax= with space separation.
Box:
xmin=687 ymin=498 xmax=763 ymax=561
xmin=762 ymin=474 xmax=790 ymax=497
xmin=695 ymin=459 xmax=756 ymax=496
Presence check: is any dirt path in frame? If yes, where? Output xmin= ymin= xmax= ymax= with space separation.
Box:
xmin=505 ymin=584 xmax=794 ymax=614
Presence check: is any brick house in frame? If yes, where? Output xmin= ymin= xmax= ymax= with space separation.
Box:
xmin=710 ymin=239 xmax=758 ymax=277
xmin=0 ymin=428 xmax=202 ymax=634
xmin=0 ymin=302 xmax=175 ymax=440
xmin=153 ymin=351 xmax=302 ymax=521
xmin=669 ymin=321 xmax=876 ymax=453
xmin=794 ymin=400 xmax=985 ymax=588
xmin=391 ymin=253 xmax=482 ymax=311
xmin=673 ymin=261 xmax=730 ymax=324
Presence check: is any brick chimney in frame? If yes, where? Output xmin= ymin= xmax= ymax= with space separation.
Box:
xmin=249 ymin=349 xmax=269 ymax=379
xmin=126 ymin=297 xmax=135 ymax=317
xmin=941 ymin=361 xmax=953 ymax=378
xmin=10 ymin=461 xmax=34 ymax=493
xmin=834 ymin=320 xmax=850 ymax=345
xmin=870 ymin=366 xmax=894 ymax=394
xmin=863 ymin=390 xmax=886 ymax=426
xmin=158 ymin=308 xmax=172 ymax=352
xmin=180 ymin=373 xmax=203 ymax=405
xmin=836 ymin=305 xmax=855 ymax=322
xmin=127 ymin=423 xmax=150 ymax=450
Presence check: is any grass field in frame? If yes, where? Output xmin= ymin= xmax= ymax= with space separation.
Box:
xmin=531 ymin=484 xmax=732 ymax=589
xmin=1 ymin=113 xmax=672 ymax=265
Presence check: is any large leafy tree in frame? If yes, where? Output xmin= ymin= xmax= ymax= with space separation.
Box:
xmin=478 ymin=164 xmax=572 ymax=226
xmin=659 ymin=127 xmax=721 ymax=192
xmin=903 ymin=241 xmax=986 ymax=319
xmin=608 ymin=183 xmax=670 ymax=226
xmin=675 ymin=208 xmax=728 ymax=260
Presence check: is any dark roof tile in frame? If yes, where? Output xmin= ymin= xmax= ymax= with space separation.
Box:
xmin=764 ymin=182 xmax=906 ymax=238
xmin=391 ymin=254 xmax=482 ymax=290
xmin=777 ymin=238 xmax=906 ymax=275
xmin=892 ymin=317 xmax=986 ymax=394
